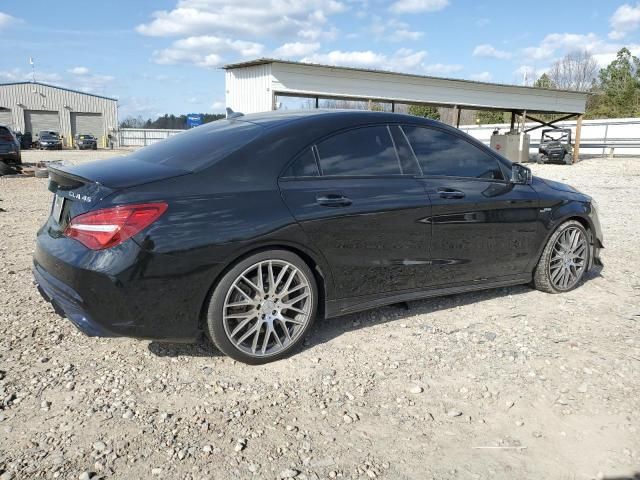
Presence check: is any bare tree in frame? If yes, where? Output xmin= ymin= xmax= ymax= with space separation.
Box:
xmin=548 ymin=51 xmax=598 ymax=91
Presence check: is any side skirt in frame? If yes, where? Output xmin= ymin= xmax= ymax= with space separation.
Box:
xmin=324 ymin=274 xmax=532 ymax=318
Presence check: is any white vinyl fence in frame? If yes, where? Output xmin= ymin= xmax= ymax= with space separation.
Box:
xmin=460 ymin=117 xmax=640 ymax=156
xmin=118 ymin=128 xmax=184 ymax=147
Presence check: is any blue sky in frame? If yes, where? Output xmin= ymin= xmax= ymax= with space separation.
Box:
xmin=1 ymin=0 xmax=639 ymax=119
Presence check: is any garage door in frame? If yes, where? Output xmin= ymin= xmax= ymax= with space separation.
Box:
xmin=0 ymin=108 xmax=12 ymax=129
xmin=70 ymin=113 xmax=104 ymax=138
xmin=24 ymin=110 xmax=60 ymax=136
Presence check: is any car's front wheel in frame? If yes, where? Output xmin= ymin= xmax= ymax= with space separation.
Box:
xmin=533 ymin=220 xmax=590 ymax=293
xmin=206 ymin=250 xmax=318 ymax=364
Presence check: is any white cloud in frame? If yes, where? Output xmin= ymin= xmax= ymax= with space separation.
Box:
xmin=119 ymin=96 xmax=160 ymax=119
xmin=609 ymin=3 xmax=640 ymax=39
xmin=389 ymin=0 xmax=449 ymax=14
xmin=0 ymin=12 xmax=21 ymax=30
xmin=392 ymin=29 xmax=423 ymax=41
xmin=470 ymin=71 xmax=492 ymax=82
xmin=0 ymin=67 xmax=114 ymax=95
xmin=366 ymin=17 xmax=423 ymax=42
xmin=591 ymin=43 xmax=640 ymax=66
xmin=472 ymin=44 xmax=512 ymax=60
xmin=153 ymin=35 xmax=264 ymax=67
xmin=302 ymin=48 xmax=428 ymax=73
xmin=0 ymin=68 xmax=62 ymax=83
xmin=211 ymin=100 xmax=225 ymax=111
xmin=302 ymin=50 xmax=388 ymax=68
xmin=273 ymin=42 xmax=320 ymax=58
xmin=521 ymin=33 xmax=600 ymax=61
xmin=137 ymin=0 xmax=345 ymax=38
xmin=300 ymin=49 xmax=464 ymax=77
xmin=74 ymin=74 xmax=115 ymax=94
xmin=520 ymin=31 xmax=640 ymax=67
xmin=68 ymin=66 xmax=89 ymax=75
xmin=297 ymin=26 xmax=339 ymax=41
xmin=423 ymin=63 xmax=463 ymax=75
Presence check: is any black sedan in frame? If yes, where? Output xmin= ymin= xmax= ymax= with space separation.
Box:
xmin=34 ymin=110 xmax=603 ymax=364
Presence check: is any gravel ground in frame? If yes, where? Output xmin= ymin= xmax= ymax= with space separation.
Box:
xmin=1 ymin=150 xmax=639 ymax=480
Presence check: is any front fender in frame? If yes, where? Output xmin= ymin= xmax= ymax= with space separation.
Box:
xmin=529 ymin=200 xmax=603 ymax=272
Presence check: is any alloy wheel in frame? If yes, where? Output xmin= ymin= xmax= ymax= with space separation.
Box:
xmin=222 ymin=259 xmax=313 ymax=358
xmin=548 ymin=226 xmax=587 ymax=290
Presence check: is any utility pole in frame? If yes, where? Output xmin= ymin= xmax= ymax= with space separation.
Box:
xmin=29 ymin=57 xmax=36 ymax=82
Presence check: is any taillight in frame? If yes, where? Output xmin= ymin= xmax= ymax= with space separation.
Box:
xmin=64 ymin=202 xmax=168 ymax=250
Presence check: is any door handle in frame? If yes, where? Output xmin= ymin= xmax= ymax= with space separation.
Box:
xmin=437 ymin=188 xmax=465 ymax=199
xmin=316 ymin=194 xmax=352 ymax=207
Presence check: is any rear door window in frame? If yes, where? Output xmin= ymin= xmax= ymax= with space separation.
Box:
xmin=403 ymin=125 xmax=504 ymax=180
xmin=316 ymin=126 xmax=401 ymax=176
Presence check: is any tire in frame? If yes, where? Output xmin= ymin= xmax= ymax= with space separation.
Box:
xmin=206 ymin=249 xmax=318 ymax=365
xmin=536 ymin=154 xmax=545 ymax=164
xmin=533 ymin=220 xmax=591 ymax=293
xmin=564 ymin=153 xmax=573 ymax=165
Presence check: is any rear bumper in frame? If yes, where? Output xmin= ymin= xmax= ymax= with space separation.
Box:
xmin=33 ymin=262 xmax=119 ymax=337
xmin=33 ymin=229 xmax=213 ymax=342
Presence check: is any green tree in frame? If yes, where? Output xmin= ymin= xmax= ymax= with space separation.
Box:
xmin=476 ymin=110 xmax=506 ymax=124
xmin=590 ymin=47 xmax=640 ymax=118
xmin=408 ymin=104 xmax=440 ymax=120
xmin=534 ymin=73 xmax=556 ymax=89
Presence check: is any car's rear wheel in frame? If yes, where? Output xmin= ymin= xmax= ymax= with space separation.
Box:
xmin=533 ymin=220 xmax=590 ymax=293
xmin=206 ymin=250 xmax=318 ymax=364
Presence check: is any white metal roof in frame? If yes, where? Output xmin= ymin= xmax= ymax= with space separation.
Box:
xmin=224 ymin=58 xmax=588 ymax=115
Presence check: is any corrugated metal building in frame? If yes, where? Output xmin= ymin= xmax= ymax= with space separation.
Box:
xmin=0 ymin=81 xmax=117 ymax=146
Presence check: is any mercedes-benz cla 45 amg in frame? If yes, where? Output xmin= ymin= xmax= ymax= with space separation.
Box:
xmin=34 ymin=110 xmax=603 ymax=364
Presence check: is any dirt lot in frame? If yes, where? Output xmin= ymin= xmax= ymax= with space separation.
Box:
xmin=1 ymin=150 xmax=639 ymax=480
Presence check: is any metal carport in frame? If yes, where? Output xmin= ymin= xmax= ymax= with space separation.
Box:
xmin=224 ymin=58 xmax=589 ymax=162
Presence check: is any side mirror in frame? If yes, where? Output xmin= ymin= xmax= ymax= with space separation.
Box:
xmin=511 ymin=163 xmax=532 ymax=185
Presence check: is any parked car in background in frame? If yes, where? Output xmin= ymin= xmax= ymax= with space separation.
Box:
xmin=37 ymin=131 xmax=63 ymax=150
xmin=33 ymin=110 xmax=603 ymax=365
xmin=0 ymin=125 xmax=21 ymax=164
xmin=74 ymin=134 xmax=97 ymax=150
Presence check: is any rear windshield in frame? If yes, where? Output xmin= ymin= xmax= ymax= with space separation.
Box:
xmin=130 ymin=119 xmax=263 ymax=171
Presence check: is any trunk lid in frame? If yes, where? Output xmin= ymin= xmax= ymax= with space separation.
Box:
xmin=45 ymin=158 xmax=189 ymax=233
xmin=54 ymin=156 xmax=191 ymax=189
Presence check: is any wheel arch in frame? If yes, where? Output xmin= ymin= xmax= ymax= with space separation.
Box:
xmin=197 ymin=242 xmax=332 ymax=331
xmin=531 ymin=207 xmax=595 ymax=273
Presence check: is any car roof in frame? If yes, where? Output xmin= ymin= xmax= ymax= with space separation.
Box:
xmin=235 ymin=109 xmax=442 ymax=130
